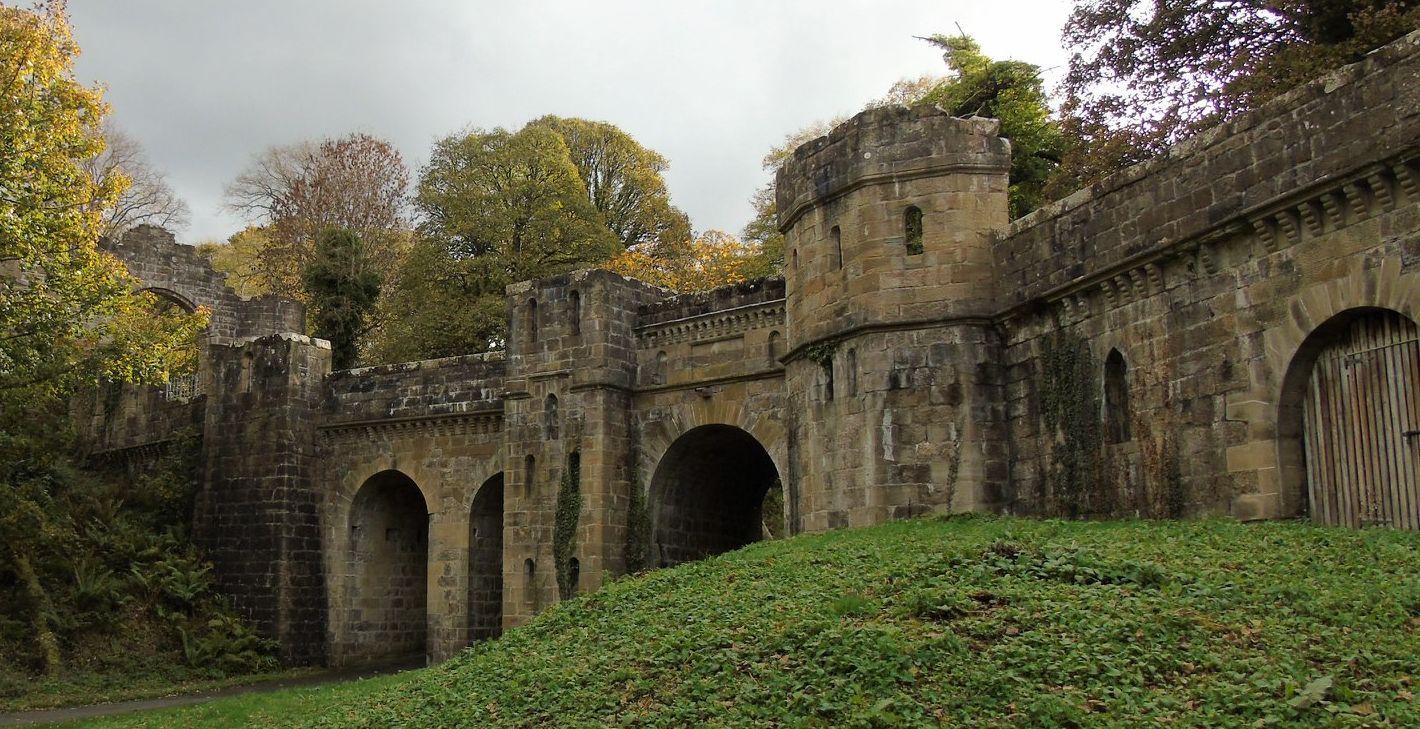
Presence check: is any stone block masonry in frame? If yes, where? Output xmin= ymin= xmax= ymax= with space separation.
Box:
xmin=87 ymin=30 xmax=1420 ymax=667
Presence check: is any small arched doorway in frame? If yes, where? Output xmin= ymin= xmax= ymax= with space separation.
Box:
xmin=345 ymin=470 xmax=429 ymax=663
xmin=650 ymin=424 xmax=782 ymax=566
xmin=1284 ymin=308 xmax=1419 ymax=529
xmin=468 ymin=473 xmax=504 ymax=643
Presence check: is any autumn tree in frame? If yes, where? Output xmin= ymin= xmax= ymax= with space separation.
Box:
xmin=194 ymin=226 xmax=272 ymax=298
xmin=527 ymin=115 xmax=691 ymax=251
xmin=0 ymin=1 xmax=207 ymax=676
xmin=303 ymin=228 xmax=380 ymax=370
xmin=1055 ymin=0 xmax=1420 ymax=191
xmin=369 ymin=125 xmax=620 ymax=362
xmin=224 ymin=133 xmax=411 ymax=300
xmin=606 ymin=230 xmax=778 ymax=293
xmin=81 ymin=123 xmax=190 ymax=238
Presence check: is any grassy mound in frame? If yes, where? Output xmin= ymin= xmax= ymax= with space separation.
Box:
xmin=83 ymin=516 xmax=1420 ymax=728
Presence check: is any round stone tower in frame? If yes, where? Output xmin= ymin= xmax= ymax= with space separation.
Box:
xmin=776 ymin=105 xmax=1012 ymax=531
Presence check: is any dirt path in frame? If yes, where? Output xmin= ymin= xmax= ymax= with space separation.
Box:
xmin=0 ymin=661 xmax=420 ymax=727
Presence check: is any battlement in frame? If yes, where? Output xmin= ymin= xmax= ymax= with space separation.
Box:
xmin=775 ymin=106 xmax=1010 ymax=230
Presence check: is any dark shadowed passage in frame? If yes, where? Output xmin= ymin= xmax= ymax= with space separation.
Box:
xmin=651 ymin=424 xmax=780 ymax=567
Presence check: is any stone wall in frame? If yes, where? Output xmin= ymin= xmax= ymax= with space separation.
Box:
xmin=995 ymin=29 xmax=1420 ymax=522
xmin=196 ymin=333 xmax=331 ymax=664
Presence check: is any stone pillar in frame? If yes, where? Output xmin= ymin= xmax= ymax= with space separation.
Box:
xmin=195 ymin=333 xmax=332 ymax=664
xmin=500 ymin=270 xmax=653 ymax=628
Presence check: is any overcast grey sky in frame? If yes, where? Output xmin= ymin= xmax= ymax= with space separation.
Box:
xmin=67 ymin=1 xmax=1073 ymax=244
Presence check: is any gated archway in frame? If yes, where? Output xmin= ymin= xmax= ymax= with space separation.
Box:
xmin=344 ymin=470 xmax=430 ymax=663
xmin=1286 ymin=308 xmax=1420 ymax=529
xmin=649 ymin=424 xmax=782 ymax=566
xmin=468 ymin=473 xmax=503 ymax=643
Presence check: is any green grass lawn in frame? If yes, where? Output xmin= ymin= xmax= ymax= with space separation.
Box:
xmin=0 ymin=666 xmax=324 ymax=713
xmin=73 ymin=516 xmax=1420 ymax=728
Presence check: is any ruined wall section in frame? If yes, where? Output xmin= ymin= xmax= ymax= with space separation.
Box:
xmin=998 ymin=30 xmax=1420 ymax=520
xmin=502 ymin=269 xmax=665 ymax=626
xmin=777 ymin=106 xmax=1012 ymax=531
xmin=102 ymin=225 xmax=304 ymax=340
xmin=81 ymin=226 xmax=306 ymax=458
xmin=196 ymin=333 xmax=331 ymax=664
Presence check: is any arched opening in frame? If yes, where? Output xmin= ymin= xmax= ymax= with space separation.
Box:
xmin=569 ymin=290 xmax=582 ymax=336
xmin=1103 ymin=349 xmax=1132 ymax=443
xmin=524 ymin=454 xmax=536 ymax=497
xmin=830 ymin=225 xmax=842 ymax=270
xmin=767 ymin=331 xmax=782 ymax=365
xmin=141 ymin=287 xmax=203 ymax=400
xmin=467 ymin=473 xmax=504 ymax=643
xmin=650 ymin=424 xmax=782 ymax=566
xmin=904 ymin=206 xmax=924 ymax=256
xmin=545 ymin=394 xmax=559 ymax=440
xmin=1280 ymin=308 xmax=1419 ymax=528
xmin=345 ymin=470 xmax=429 ymax=664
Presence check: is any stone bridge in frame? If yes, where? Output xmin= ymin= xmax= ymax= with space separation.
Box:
xmin=81 ymin=30 xmax=1420 ymax=667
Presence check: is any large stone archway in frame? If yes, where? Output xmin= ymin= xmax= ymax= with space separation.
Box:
xmin=649 ymin=424 xmax=782 ymax=567
xmin=340 ymin=469 xmax=430 ymax=665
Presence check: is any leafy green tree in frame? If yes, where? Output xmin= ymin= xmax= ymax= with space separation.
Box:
xmin=303 ymin=228 xmax=381 ymax=370
xmin=0 ymin=0 xmax=206 ymax=677
xmin=527 ymin=116 xmax=691 ymax=251
xmin=915 ymin=35 xmax=1062 ymax=218
xmin=1055 ymin=0 xmax=1419 ymax=191
xmin=370 ymin=125 xmax=619 ymax=362
xmin=745 ymin=33 xmax=1060 ymax=245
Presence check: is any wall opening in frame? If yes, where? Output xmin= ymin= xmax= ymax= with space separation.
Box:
xmin=767 ymin=331 xmax=782 ymax=365
xmin=822 ymin=359 xmax=835 ymax=401
xmin=467 ymin=473 xmax=503 ymax=643
xmin=344 ymin=470 xmax=429 ymax=664
xmin=527 ymin=298 xmax=539 ymax=344
xmin=650 ymin=424 xmax=781 ymax=567
xmin=846 ymin=348 xmax=858 ymax=396
xmin=904 ymin=206 xmax=924 ymax=256
xmin=1103 ymin=348 xmax=1131 ymax=443
xmin=569 ymin=290 xmax=581 ymax=336
xmin=1280 ymin=307 xmax=1419 ymax=528
xmin=545 ymin=394 xmax=559 ymax=440
xmin=524 ymin=454 xmax=536 ymax=497
xmin=830 ymin=225 xmax=842 ymax=270
xmin=653 ymin=350 xmax=668 ymax=385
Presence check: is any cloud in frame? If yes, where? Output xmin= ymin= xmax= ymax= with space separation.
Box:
xmin=68 ymin=0 xmax=1071 ymax=243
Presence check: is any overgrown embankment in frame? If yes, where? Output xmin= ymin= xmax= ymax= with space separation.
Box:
xmin=76 ymin=515 xmax=1420 ymax=728
xmin=0 ymin=436 xmax=280 ymax=711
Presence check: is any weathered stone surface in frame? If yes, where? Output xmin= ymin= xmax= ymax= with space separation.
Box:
xmin=84 ymin=29 xmax=1420 ymax=668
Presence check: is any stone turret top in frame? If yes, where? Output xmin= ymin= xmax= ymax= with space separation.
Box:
xmin=775 ymin=105 xmax=1011 ymax=231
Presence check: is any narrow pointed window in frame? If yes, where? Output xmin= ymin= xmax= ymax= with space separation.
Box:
xmin=1104 ymin=349 xmax=1132 ymax=443
xmin=904 ymin=206 xmax=924 ymax=256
